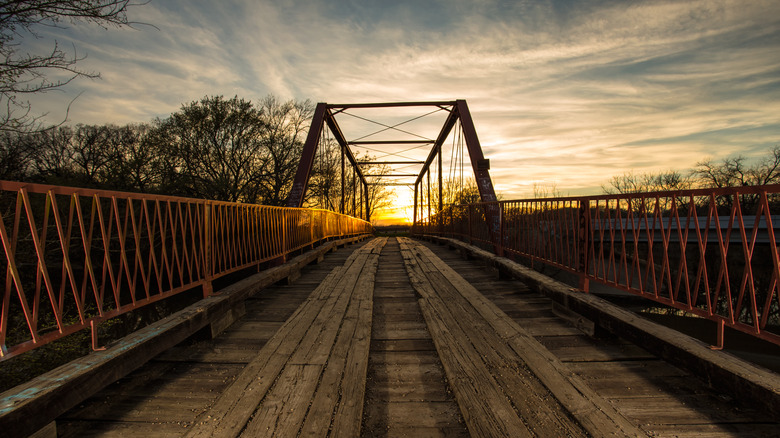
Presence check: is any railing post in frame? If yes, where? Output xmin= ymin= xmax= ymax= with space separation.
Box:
xmin=449 ymin=206 xmax=453 ymax=238
xmin=578 ymin=199 xmax=590 ymax=292
xmin=468 ymin=204 xmax=473 ymax=245
xmin=203 ymin=201 xmax=213 ymax=297
xmin=497 ymin=203 xmax=505 ymax=257
xmin=281 ymin=209 xmax=287 ymax=263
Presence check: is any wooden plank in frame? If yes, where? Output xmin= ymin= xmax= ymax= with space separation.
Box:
xmin=399 ymin=237 xmax=645 ymax=438
xmin=301 ymin=250 xmax=377 ymax=436
xmin=371 ymin=349 xmax=440 ymax=365
xmin=186 ymin=237 xmax=386 ymax=437
xmin=366 ymin=371 xmax=452 ymax=402
xmin=362 ymin=238 xmax=468 ymax=437
xmin=517 ymin=321 xmax=585 ymax=337
xmin=288 ymin=269 xmax=361 ymax=365
xmin=300 ymin=241 xmax=382 ymax=437
xmin=567 ymin=359 xmax=689 ymax=379
xmin=330 ymin=240 xmax=384 ymax=435
xmin=645 ymin=422 xmax=780 ymax=437
xmin=419 ymin=300 xmax=534 ymax=437
xmin=402 ymin=246 xmax=588 ymax=437
xmin=330 ymin=298 xmax=373 ymax=436
xmin=58 ymin=420 xmax=187 ymax=438
xmin=612 ymin=394 xmax=755 ymax=424
xmin=241 ymin=364 xmax=323 ymax=437
xmin=185 ymin=262 xmax=356 ymax=436
xmin=399 ymin=245 xmax=532 ymax=436
xmin=298 ymin=293 xmax=362 ymax=437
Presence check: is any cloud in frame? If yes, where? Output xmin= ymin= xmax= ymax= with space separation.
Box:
xmin=15 ymin=0 xmax=780 ymax=201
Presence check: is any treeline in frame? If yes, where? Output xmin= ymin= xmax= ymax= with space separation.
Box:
xmin=602 ymin=146 xmax=780 ymax=194
xmin=0 ymin=95 xmax=336 ymax=207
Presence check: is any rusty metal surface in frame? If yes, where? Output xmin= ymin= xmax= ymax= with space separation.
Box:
xmin=415 ymin=184 xmax=780 ymax=346
xmin=0 ymin=181 xmax=371 ymax=360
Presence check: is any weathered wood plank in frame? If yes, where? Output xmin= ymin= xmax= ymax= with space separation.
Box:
xmin=58 ymin=420 xmax=187 ymax=438
xmin=186 ymin=237 xmax=386 ymax=438
xmin=330 ymin=298 xmax=373 ymax=436
xmin=330 ymin=239 xmax=384 ymax=436
xmin=399 ymin=237 xmax=644 ymax=437
xmin=240 ymin=364 xmax=323 ymax=437
xmin=419 ymin=299 xmax=534 ymax=437
xmin=402 ymin=242 xmax=589 ymax=437
xmin=370 ymin=338 xmax=436 ymax=352
xmin=185 ymin=265 xmax=355 ymax=436
xmin=299 ymin=240 xmax=382 ymax=437
xmin=298 ymin=295 xmax=361 ymax=437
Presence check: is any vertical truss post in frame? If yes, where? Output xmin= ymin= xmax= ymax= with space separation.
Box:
xmin=437 ymin=144 xmax=443 ymax=212
xmin=437 ymin=143 xmax=443 ymax=233
xmin=340 ymin=142 xmax=345 ymax=214
xmin=364 ymin=181 xmax=370 ymax=222
xmin=427 ymin=169 xmax=431 ymax=226
xmin=287 ymin=103 xmax=328 ymax=207
xmin=352 ymin=166 xmax=357 ymax=216
xmin=413 ymin=181 xmax=418 ymax=231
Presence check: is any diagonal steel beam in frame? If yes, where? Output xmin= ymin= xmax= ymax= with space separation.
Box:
xmin=286 ymin=103 xmax=328 ymax=207
xmin=457 ymin=100 xmax=497 ymax=203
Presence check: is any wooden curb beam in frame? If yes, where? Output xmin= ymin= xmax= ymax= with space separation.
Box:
xmin=0 ymin=234 xmax=371 ymax=438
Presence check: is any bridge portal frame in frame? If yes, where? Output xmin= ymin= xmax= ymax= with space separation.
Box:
xmin=285 ymin=100 xmax=500 ymax=242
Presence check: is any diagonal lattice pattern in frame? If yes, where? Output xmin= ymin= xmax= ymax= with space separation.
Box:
xmin=0 ymin=181 xmax=371 ymax=360
xmin=418 ymin=184 xmax=780 ymax=346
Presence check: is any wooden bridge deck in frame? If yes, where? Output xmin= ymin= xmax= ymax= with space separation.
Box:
xmin=52 ymin=237 xmax=779 ymax=437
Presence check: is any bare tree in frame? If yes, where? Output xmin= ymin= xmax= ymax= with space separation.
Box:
xmin=693 ymin=146 xmax=780 ymax=211
xmin=0 ymin=1 xmax=139 ymax=132
xmin=533 ymin=181 xmax=562 ymax=199
xmin=693 ymin=146 xmax=780 ymax=188
xmin=363 ymin=159 xmax=393 ymax=221
xmin=146 ymin=95 xmax=268 ymax=203
xmin=0 ymin=129 xmax=35 ymax=179
xmin=602 ymin=170 xmax=693 ymax=195
xmin=254 ymin=96 xmax=313 ymax=205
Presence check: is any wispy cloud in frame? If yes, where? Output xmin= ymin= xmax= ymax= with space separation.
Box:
xmin=18 ymin=0 xmax=780 ymax=198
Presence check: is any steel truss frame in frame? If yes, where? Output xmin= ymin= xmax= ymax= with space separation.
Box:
xmin=285 ymin=100 xmax=499 ymax=239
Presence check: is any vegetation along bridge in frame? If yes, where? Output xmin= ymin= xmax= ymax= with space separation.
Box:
xmin=1 ymin=101 xmax=779 ymax=437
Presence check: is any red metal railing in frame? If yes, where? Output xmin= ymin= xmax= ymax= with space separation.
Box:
xmin=0 ymin=181 xmax=372 ymax=360
xmin=414 ymin=184 xmax=780 ymax=347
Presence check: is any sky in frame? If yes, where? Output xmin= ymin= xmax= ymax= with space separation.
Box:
xmin=18 ymin=0 xmax=780 ymax=222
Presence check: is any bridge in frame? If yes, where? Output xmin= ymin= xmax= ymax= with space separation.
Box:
xmin=1 ymin=101 xmax=779 ymax=437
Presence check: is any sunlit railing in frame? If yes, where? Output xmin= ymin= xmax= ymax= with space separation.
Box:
xmin=0 ymin=181 xmax=372 ymax=360
xmin=415 ymin=185 xmax=780 ymax=347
